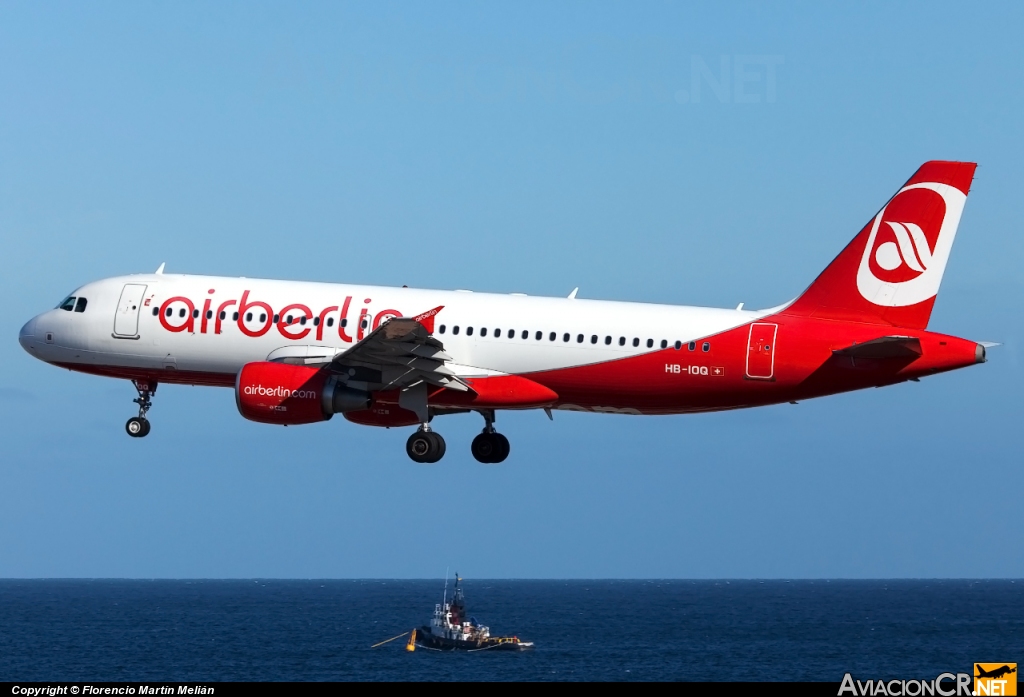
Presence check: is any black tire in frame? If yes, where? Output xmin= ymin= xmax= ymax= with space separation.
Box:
xmin=471 ymin=433 xmax=498 ymax=463
xmin=140 ymin=418 xmax=151 ymax=437
xmin=125 ymin=417 xmax=147 ymax=438
xmin=406 ymin=432 xmax=433 ymax=463
xmin=492 ymin=433 xmax=510 ymax=463
xmin=426 ymin=432 xmax=446 ymax=463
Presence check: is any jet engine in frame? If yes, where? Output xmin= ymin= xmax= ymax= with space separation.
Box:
xmin=235 ymin=361 xmax=370 ymax=425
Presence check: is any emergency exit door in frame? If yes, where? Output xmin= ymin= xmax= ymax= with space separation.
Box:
xmin=113 ymin=284 xmax=147 ymax=338
xmin=746 ymin=323 xmax=777 ymax=380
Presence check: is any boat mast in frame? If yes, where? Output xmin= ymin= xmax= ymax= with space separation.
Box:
xmin=443 ymin=566 xmax=449 ymax=607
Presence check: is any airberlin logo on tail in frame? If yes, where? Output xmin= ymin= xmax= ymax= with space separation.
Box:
xmin=244 ymin=384 xmax=318 ymax=400
xmin=875 ymin=221 xmax=934 ymax=274
xmin=857 ymin=182 xmax=967 ymax=307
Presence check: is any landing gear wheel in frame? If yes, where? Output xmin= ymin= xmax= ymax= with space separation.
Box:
xmin=126 ymin=417 xmax=150 ymax=438
xmin=471 ymin=432 xmax=510 ymax=463
xmin=492 ymin=433 xmax=510 ymax=463
xmin=427 ymin=432 xmax=446 ymax=461
xmin=126 ymin=379 xmax=157 ymax=438
xmin=407 ymin=430 xmax=446 ymax=463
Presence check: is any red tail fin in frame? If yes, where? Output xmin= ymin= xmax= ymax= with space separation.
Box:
xmin=783 ymin=161 xmax=976 ymax=329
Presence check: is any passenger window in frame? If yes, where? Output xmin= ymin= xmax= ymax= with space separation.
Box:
xmin=495 ymin=328 xmax=501 ymax=336
xmin=467 ymin=327 xmax=474 ymax=336
xmin=619 ymin=337 xmax=625 ymax=346
xmin=192 ymin=309 xmax=199 ymax=319
xmin=688 ymin=341 xmax=696 ymax=351
xmin=299 ymin=317 xmax=306 ymax=325
xmin=591 ymin=335 xmax=598 ymax=344
xmin=604 ymin=336 xmax=611 ymax=345
xmin=564 ymin=333 xmax=570 ymax=342
xmin=660 ymin=340 xmax=667 ymax=349
xmin=522 ymin=330 xmax=528 ymax=339
xmin=180 ymin=309 xmax=187 ymax=318
xmin=327 ymin=318 xmax=334 ymax=327
xmin=261 ymin=313 xmax=268 ymax=323
xmin=632 ymin=338 xmax=639 ymax=347
xmin=152 ymin=308 xmax=159 ymax=316
xmin=508 ymin=329 xmax=515 ymax=339
xmin=439 ymin=324 xmax=446 ymax=334
xmin=313 ymin=317 xmax=320 ymax=326
xmin=74 ymin=298 xmax=88 ymax=313
xmin=536 ymin=331 xmax=542 ymax=340
xmin=674 ymin=341 xmax=682 ymax=350
xmin=341 ymin=319 xmax=348 ymax=327
xmin=233 ymin=312 xmax=239 ymax=321
xmin=58 ymin=296 xmax=76 ymax=311
xmin=206 ymin=310 xmax=212 ymax=320
xmin=481 ymin=328 xmax=488 ymax=337
xmin=549 ymin=332 xmax=556 ymax=341
xmin=273 ymin=314 xmax=280 ymax=323
xmin=577 ymin=334 xmax=584 ymax=343
xmin=220 ymin=311 xmax=226 ymax=320
xmin=647 ymin=339 xmax=654 ymax=348
xmin=361 ymin=319 xmax=368 ymax=329
xmin=453 ymin=326 xmax=460 ymax=335
xmin=702 ymin=342 xmax=710 ymax=352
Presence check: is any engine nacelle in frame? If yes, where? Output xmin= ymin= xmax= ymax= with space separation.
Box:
xmin=235 ymin=361 xmax=370 ymax=425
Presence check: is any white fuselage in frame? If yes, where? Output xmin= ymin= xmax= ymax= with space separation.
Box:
xmin=20 ymin=273 xmax=766 ymax=382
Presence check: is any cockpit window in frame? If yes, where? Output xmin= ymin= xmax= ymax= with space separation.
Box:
xmin=58 ymin=296 xmax=76 ymax=311
xmin=74 ymin=298 xmax=88 ymax=313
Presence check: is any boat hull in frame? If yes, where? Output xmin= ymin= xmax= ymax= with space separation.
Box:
xmin=417 ymin=626 xmax=533 ymax=652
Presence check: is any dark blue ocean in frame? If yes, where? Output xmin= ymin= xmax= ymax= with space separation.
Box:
xmin=0 ymin=580 xmax=1019 ymax=681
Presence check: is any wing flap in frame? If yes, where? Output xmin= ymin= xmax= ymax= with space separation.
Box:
xmin=319 ymin=306 xmax=471 ymax=393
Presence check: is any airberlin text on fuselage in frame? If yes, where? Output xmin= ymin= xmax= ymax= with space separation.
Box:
xmin=157 ymin=291 xmax=401 ymax=343
xmin=243 ymin=384 xmax=317 ymax=400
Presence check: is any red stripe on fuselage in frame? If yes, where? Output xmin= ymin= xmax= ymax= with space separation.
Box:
xmin=52 ymin=362 xmax=237 ymax=388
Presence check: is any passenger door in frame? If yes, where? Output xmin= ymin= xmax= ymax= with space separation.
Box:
xmin=746 ymin=323 xmax=777 ymax=380
xmin=113 ymin=284 xmax=147 ymax=338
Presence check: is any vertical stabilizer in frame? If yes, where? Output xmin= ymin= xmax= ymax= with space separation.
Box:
xmin=783 ymin=161 xmax=976 ymax=329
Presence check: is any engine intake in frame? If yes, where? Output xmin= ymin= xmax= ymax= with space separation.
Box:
xmin=235 ymin=361 xmax=370 ymax=425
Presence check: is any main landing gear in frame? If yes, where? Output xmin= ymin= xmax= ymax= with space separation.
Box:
xmin=471 ymin=409 xmax=509 ymax=464
xmin=402 ymin=410 xmax=511 ymax=464
xmin=126 ymin=379 xmax=156 ymax=438
xmin=406 ymin=426 xmax=446 ymax=464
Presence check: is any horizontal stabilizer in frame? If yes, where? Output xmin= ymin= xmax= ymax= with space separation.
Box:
xmin=833 ymin=336 xmax=922 ymax=359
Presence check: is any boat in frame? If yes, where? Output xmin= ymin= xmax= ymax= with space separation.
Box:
xmin=412 ymin=574 xmax=533 ymax=651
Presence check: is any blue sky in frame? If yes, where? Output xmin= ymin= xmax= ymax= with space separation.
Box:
xmin=1 ymin=2 xmax=1021 ymax=578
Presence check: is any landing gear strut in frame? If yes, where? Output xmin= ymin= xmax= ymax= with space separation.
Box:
xmin=126 ymin=379 xmax=156 ymax=438
xmin=471 ymin=410 xmax=510 ymax=463
xmin=406 ymin=425 xmax=446 ymax=463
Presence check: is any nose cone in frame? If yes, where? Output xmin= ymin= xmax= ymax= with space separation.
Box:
xmin=19 ymin=316 xmax=38 ymax=353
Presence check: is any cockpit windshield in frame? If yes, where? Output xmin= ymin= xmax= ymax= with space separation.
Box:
xmin=57 ymin=295 xmax=88 ymax=313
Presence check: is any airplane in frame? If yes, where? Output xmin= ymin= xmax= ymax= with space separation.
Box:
xmin=18 ymin=161 xmax=987 ymax=463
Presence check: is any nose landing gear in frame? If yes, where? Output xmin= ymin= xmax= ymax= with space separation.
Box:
xmin=406 ymin=426 xmax=446 ymax=463
xmin=471 ymin=410 xmax=510 ymax=463
xmin=126 ymin=379 xmax=156 ymax=438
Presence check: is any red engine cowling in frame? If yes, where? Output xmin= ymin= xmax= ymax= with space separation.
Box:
xmin=235 ymin=362 xmax=370 ymax=425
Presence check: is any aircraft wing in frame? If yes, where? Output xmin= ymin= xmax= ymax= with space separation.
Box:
xmin=832 ymin=335 xmax=922 ymax=359
xmin=322 ymin=306 xmax=470 ymax=393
